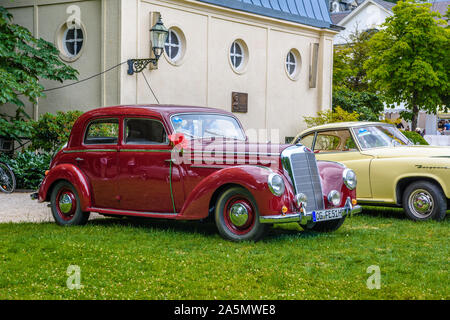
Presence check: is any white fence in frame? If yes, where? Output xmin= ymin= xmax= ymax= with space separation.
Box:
xmin=424 ymin=135 xmax=450 ymax=146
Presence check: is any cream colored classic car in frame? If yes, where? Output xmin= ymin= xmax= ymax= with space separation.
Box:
xmin=294 ymin=122 xmax=450 ymax=221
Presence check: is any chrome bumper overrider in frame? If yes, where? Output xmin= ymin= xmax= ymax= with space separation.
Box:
xmin=260 ymin=197 xmax=362 ymax=224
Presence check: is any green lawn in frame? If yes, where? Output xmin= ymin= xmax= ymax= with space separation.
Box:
xmin=0 ymin=208 xmax=448 ymax=300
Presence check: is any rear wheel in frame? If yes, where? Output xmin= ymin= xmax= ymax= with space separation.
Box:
xmin=214 ymin=187 xmax=267 ymax=241
xmin=50 ymin=181 xmax=90 ymax=226
xmin=0 ymin=162 xmax=16 ymax=193
xmin=402 ymin=181 xmax=446 ymax=221
xmin=301 ymin=216 xmax=346 ymax=232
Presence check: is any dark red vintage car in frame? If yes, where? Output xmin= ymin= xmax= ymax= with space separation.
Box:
xmin=34 ymin=105 xmax=361 ymax=241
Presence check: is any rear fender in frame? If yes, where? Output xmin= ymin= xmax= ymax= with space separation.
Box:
xmin=38 ymin=164 xmax=92 ymax=211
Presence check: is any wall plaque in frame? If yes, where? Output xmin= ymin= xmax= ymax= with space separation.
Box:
xmin=231 ymin=92 xmax=248 ymax=113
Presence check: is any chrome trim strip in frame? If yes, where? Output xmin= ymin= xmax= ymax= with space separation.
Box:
xmin=63 ymin=149 xmax=117 ymax=153
xmin=190 ymin=165 xmax=229 ymax=169
xmin=190 ymin=150 xmax=280 ymax=156
xmin=120 ymin=149 xmax=171 ymax=153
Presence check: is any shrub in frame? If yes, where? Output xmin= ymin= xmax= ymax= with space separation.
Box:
xmin=402 ymin=131 xmax=429 ymax=145
xmin=304 ymin=106 xmax=360 ymax=128
xmin=0 ymin=151 xmax=52 ymax=189
xmin=30 ymin=111 xmax=83 ymax=152
xmin=333 ymin=89 xmax=384 ymax=121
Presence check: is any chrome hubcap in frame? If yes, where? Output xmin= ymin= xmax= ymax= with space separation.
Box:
xmin=409 ymin=189 xmax=434 ymax=218
xmin=59 ymin=193 xmax=73 ymax=214
xmin=229 ymin=203 xmax=249 ymax=227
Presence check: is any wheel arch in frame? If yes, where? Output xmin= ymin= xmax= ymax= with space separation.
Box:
xmin=395 ymin=176 xmax=445 ymax=205
xmin=39 ymin=164 xmax=92 ymax=211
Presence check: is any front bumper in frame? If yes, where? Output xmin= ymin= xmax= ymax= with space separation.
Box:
xmin=259 ymin=197 xmax=362 ymax=224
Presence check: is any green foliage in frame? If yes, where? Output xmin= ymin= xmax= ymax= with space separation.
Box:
xmin=0 ymin=151 xmax=51 ymax=189
xmin=304 ymin=106 xmax=360 ymax=128
xmin=0 ymin=118 xmax=33 ymax=141
xmin=333 ymin=89 xmax=384 ymax=121
xmin=401 ymin=130 xmax=429 ymax=145
xmin=364 ymin=0 xmax=450 ymax=130
xmin=0 ymin=6 xmax=78 ymax=107
xmin=30 ymin=111 xmax=83 ymax=152
xmin=332 ymin=29 xmax=384 ymax=121
xmin=333 ymin=29 xmax=375 ymax=92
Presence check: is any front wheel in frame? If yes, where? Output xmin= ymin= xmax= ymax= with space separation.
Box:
xmin=214 ymin=187 xmax=267 ymax=241
xmin=402 ymin=181 xmax=447 ymax=221
xmin=50 ymin=181 xmax=90 ymax=226
xmin=0 ymin=162 xmax=16 ymax=193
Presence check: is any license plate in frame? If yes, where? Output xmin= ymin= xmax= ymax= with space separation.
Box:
xmin=312 ymin=208 xmax=344 ymax=222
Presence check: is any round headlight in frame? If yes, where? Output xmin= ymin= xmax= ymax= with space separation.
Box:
xmin=268 ymin=173 xmax=285 ymax=196
xmin=343 ymin=168 xmax=357 ymax=190
xmin=328 ymin=190 xmax=341 ymax=207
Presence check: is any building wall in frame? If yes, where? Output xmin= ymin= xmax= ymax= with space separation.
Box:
xmin=2 ymin=0 xmax=336 ymax=143
xmin=122 ymin=0 xmax=336 ymax=142
xmin=1 ymin=0 xmax=121 ymax=118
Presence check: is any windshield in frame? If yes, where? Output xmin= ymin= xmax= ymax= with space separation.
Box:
xmin=352 ymin=125 xmax=412 ymax=149
xmin=170 ymin=113 xmax=246 ymax=140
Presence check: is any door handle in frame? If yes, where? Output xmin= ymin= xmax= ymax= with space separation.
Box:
xmin=75 ymin=157 xmax=84 ymax=161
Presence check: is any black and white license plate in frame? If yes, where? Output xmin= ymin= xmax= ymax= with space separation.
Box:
xmin=312 ymin=208 xmax=344 ymax=222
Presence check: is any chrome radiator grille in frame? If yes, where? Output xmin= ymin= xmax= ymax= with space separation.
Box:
xmin=282 ymin=146 xmax=324 ymax=212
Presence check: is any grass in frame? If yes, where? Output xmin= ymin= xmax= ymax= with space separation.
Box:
xmin=0 ymin=207 xmax=448 ymax=300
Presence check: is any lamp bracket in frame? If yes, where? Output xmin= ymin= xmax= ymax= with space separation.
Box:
xmin=127 ymin=58 xmax=158 ymax=75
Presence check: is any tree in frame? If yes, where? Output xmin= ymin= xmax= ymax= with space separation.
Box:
xmin=364 ymin=0 xmax=449 ymax=130
xmin=332 ymin=29 xmax=384 ymax=121
xmin=0 ymin=6 xmax=78 ymax=118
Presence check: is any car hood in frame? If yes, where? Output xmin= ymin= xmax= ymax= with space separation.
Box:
xmin=361 ymin=145 xmax=450 ymax=159
xmin=186 ymin=139 xmax=292 ymax=155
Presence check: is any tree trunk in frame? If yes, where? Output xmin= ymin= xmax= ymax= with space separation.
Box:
xmin=411 ymin=105 xmax=419 ymax=131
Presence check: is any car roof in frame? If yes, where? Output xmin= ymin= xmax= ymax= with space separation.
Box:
xmin=81 ymin=105 xmax=234 ymax=119
xmin=300 ymin=121 xmax=394 ymax=136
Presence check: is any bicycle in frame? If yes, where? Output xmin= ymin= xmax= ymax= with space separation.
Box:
xmin=0 ymin=161 xmax=16 ymax=193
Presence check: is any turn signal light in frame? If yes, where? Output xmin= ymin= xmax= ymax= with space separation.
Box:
xmin=45 ymin=170 xmax=49 ymax=176
xmin=352 ymin=199 xmax=357 ymax=205
xmin=281 ymin=205 xmax=288 ymax=214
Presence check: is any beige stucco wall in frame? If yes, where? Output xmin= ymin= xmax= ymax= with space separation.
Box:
xmin=121 ymin=0 xmax=336 ymax=142
xmin=1 ymin=0 xmax=121 ymax=117
xmin=2 ymin=0 xmax=336 ymax=143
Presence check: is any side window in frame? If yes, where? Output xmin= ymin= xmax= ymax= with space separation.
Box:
xmin=84 ymin=119 xmax=119 ymax=145
xmin=299 ymin=133 xmax=315 ymax=149
xmin=125 ymin=118 xmax=168 ymax=145
xmin=314 ymin=130 xmax=357 ymax=153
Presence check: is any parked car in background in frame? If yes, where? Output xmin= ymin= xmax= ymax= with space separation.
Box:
xmin=294 ymin=122 xmax=450 ymax=221
xmin=33 ymin=105 xmax=360 ymax=241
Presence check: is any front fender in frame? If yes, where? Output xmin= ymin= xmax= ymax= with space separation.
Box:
xmin=179 ymin=165 xmax=295 ymax=220
xmin=38 ymin=164 xmax=92 ymax=211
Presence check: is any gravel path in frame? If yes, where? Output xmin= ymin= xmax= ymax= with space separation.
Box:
xmin=0 ymin=191 xmax=103 ymax=223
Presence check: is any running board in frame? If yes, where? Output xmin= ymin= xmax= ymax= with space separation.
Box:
xmin=87 ymin=207 xmax=179 ymax=219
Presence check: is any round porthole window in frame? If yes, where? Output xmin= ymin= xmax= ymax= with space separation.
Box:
xmin=164 ymin=27 xmax=186 ymax=65
xmin=229 ymin=39 xmax=249 ymax=74
xmin=285 ymin=49 xmax=301 ymax=80
xmin=56 ymin=21 xmax=86 ymax=62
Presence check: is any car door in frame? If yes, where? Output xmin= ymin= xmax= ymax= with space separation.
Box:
xmin=117 ymin=117 xmax=175 ymax=213
xmin=77 ymin=117 xmax=120 ymax=209
xmin=300 ymin=129 xmax=374 ymax=199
